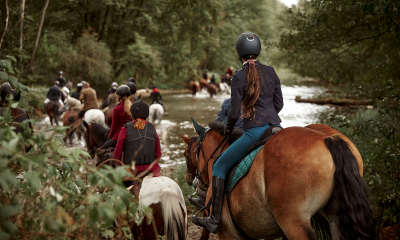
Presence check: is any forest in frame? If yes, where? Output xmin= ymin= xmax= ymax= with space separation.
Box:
xmin=0 ymin=0 xmax=399 ymax=239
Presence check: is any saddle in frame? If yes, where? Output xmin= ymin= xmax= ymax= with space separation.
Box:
xmin=224 ymin=125 xmax=283 ymax=192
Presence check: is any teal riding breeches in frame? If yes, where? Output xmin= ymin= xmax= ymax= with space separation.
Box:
xmin=212 ymin=123 xmax=274 ymax=179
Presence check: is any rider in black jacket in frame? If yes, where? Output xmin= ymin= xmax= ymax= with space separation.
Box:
xmin=44 ymin=81 xmax=63 ymax=112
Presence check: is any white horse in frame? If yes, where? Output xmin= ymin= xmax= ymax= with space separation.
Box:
xmin=59 ymin=95 xmax=82 ymax=113
xmin=218 ymin=82 xmax=231 ymax=94
xmin=83 ymin=109 xmax=107 ymax=128
xmin=139 ymin=176 xmax=187 ymax=239
xmin=149 ymin=103 xmax=164 ymax=125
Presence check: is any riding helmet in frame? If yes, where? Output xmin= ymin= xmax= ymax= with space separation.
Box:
xmin=126 ymin=82 xmax=137 ymax=95
xmin=152 ymin=85 xmax=157 ymax=89
xmin=59 ymin=71 xmax=63 ymax=75
xmin=0 ymin=82 xmax=21 ymax=103
xmin=130 ymin=101 xmax=149 ymax=119
xmin=116 ymin=85 xmax=131 ymax=97
xmin=234 ymin=32 xmax=261 ymax=58
xmin=54 ymin=80 xmax=60 ymax=85
xmin=112 ymin=82 xmax=118 ymax=87
xmin=127 ymin=77 xmax=136 ymax=84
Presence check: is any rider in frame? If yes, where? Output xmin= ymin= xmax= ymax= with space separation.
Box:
xmin=150 ymin=85 xmax=167 ymax=115
xmin=44 ymin=81 xmax=63 ymax=112
xmin=71 ymin=83 xmax=83 ymax=100
xmin=126 ymin=82 xmax=140 ymax=102
xmin=101 ymin=82 xmax=118 ymax=109
xmin=127 ymin=77 xmax=136 ymax=84
xmin=113 ymin=101 xmax=162 ymax=185
xmin=100 ymin=85 xmax=132 ymax=150
xmin=192 ymin=32 xmax=284 ymax=233
xmin=57 ymin=71 xmax=67 ymax=88
xmin=216 ymin=98 xmax=244 ymax=131
xmin=78 ymin=82 xmax=98 ymax=119
xmin=210 ymin=75 xmax=216 ymax=85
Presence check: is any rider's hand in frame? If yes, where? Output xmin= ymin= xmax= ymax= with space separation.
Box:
xmin=224 ymin=117 xmax=238 ymax=136
xmin=224 ymin=125 xmax=233 ymax=136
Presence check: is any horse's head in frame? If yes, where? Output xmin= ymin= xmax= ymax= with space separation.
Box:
xmin=189 ymin=119 xmax=244 ymax=191
xmin=82 ymin=120 xmax=96 ymax=157
xmin=180 ymin=134 xmax=199 ymax=185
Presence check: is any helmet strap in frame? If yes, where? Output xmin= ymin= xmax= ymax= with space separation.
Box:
xmin=238 ymin=56 xmax=243 ymax=63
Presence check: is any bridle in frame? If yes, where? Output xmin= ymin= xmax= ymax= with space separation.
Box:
xmin=191 ymin=128 xmax=228 ymax=191
xmin=185 ymin=137 xmax=198 ymax=180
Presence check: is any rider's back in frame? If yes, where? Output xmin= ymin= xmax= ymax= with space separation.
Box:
xmin=80 ymin=87 xmax=98 ymax=110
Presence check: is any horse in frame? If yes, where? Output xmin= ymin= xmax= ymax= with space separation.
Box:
xmin=59 ymin=95 xmax=82 ymax=114
xmin=0 ymin=107 xmax=33 ymax=137
xmin=62 ymin=110 xmax=79 ymax=147
xmin=207 ymin=84 xmax=218 ymax=98
xmin=199 ymin=79 xmax=209 ymax=91
xmin=45 ymin=100 xmax=61 ymax=126
xmin=181 ymin=121 xmax=375 ymax=240
xmin=218 ymin=83 xmax=230 ymax=94
xmin=94 ymin=148 xmax=188 ymax=239
xmin=149 ymin=103 xmax=164 ymax=125
xmin=83 ymin=109 xmax=107 ymax=128
xmin=82 ymin=121 xmax=109 ymax=157
xmin=190 ymin=81 xmax=200 ymax=96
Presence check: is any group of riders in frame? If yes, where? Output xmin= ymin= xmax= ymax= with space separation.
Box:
xmin=1 ymin=32 xmax=284 ymax=235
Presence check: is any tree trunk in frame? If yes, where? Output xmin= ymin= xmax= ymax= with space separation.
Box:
xmin=28 ymin=0 xmax=50 ymax=72
xmin=19 ymin=0 xmax=25 ymax=50
xmin=0 ymin=0 xmax=9 ymax=49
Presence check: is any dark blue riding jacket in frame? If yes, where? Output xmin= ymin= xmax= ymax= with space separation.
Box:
xmin=216 ymin=98 xmax=244 ymax=131
xmin=47 ymin=86 xmax=61 ymax=101
xmin=57 ymin=77 xmax=67 ymax=88
xmin=228 ymin=61 xmax=283 ymax=129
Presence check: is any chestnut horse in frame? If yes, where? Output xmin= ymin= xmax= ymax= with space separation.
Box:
xmin=199 ymin=79 xmax=209 ymax=91
xmin=181 ymin=121 xmax=375 ymax=240
xmin=207 ymin=84 xmax=218 ymax=98
xmin=63 ymin=110 xmax=79 ymax=147
xmin=190 ymin=81 xmax=200 ymax=96
xmin=82 ymin=121 xmax=109 ymax=157
xmin=45 ymin=100 xmax=60 ymax=126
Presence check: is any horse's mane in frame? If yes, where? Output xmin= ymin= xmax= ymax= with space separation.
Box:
xmin=91 ymin=123 xmax=110 ymax=144
xmin=208 ymin=121 xmax=244 ymax=144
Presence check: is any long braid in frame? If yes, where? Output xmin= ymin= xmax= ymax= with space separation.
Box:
xmin=242 ymin=59 xmax=261 ymax=119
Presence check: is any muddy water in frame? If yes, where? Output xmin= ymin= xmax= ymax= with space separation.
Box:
xmin=139 ymin=85 xmax=333 ymax=168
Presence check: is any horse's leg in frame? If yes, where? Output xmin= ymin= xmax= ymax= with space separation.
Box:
xmin=200 ymin=228 xmax=210 ymax=240
xmin=324 ymin=202 xmax=341 ymax=240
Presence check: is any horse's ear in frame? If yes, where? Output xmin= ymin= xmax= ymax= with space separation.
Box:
xmin=82 ymin=120 xmax=89 ymax=130
xmin=179 ymin=134 xmax=191 ymax=145
xmin=138 ymin=95 xmax=141 ymax=99
xmin=191 ymin=117 xmax=205 ymax=135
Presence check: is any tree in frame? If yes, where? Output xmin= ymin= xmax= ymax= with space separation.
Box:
xmin=0 ymin=0 xmax=9 ymax=49
xmin=18 ymin=0 xmax=25 ymax=50
xmin=27 ymin=0 xmax=50 ymax=72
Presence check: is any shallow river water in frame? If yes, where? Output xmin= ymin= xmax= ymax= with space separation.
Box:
xmin=138 ymin=85 xmax=333 ymax=168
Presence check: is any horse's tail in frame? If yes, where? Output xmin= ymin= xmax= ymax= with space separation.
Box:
xmin=324 ymin=135 xmax=375 ymax=240
xmin=53 ymin=101 xmax=59 ymax=118
xmin=161 ymin=190 xmax=187 ymax=240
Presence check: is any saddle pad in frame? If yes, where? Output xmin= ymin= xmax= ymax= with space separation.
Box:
xmin=226 ymin=145 xmax=264 ymax=192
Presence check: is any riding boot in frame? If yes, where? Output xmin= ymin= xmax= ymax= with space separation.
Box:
xmin=187 ymin=194 xmax=206 ymax=211
xmin=43 ymin=104 xmax=47 ymax=114
xmin=192 ymin=176 xmax=224 ymax=233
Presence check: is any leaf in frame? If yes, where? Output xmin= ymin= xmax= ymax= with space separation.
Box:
xmin=0 ymin=71 xmax=8 ymax=81
xmin=24 ymin=172 xmax=41 ymax=191
xmin=89 ymin=207 xmax=98 ymax=223
xmin=10 ymin=102 xmax=18 ymax=109
xmin=5 ymin=55 xmax=16 ymax=62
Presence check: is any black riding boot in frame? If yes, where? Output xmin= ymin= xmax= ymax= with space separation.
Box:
xmin=192 ymin=176 xmax=224 ymax=233
xmin=43 ymin=103 xmax=47 ymax=114
xmin=187 ymin=195 xmax=206 ymax=211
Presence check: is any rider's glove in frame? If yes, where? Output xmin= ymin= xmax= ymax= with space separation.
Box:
xmin=224 ymin=117 xmax=238 ymax=136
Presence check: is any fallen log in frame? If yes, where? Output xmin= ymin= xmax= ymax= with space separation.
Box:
xmin=295 ymin=96 xmax=369 ymax=106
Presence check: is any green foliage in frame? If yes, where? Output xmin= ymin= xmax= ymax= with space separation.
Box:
xmin=321 ymin=82 xmax=400 ymax=228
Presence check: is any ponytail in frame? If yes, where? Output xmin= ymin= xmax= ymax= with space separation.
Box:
xmin=134 ymin=118 xmax=146 ymax=130
xmin=118 ymin=95 xmax=132 ymax=117
xmin=242 ymin=59 xmax=261 ymax=119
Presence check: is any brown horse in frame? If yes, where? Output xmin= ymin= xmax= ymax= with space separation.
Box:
xmin=82 ymin=121 xmax=109 ymax=157
xmin=181 ymin=121 xmax=375 ymax=240
xmin=207 ymin=84 xmax=218 ymax=98
xmin=62 ymin=110 xmax=79 ymax=146
xmin=0 ymin=107 xmax=33 ymax=136
xmin=105 ymin=107 xmax=114 ymax=128
xmin=199 ymin=79 xmax=209 ymax=91
xmin=46 ymin=100 xmax=61 ymax=126
xmin=190 ymin=81 xmax=200 ymax=96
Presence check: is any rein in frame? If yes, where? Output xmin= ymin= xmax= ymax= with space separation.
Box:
xmin=195 ymin=129 xmax=228 ymax=190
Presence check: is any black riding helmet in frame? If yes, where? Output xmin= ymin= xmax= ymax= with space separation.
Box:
xmin=126 ymin=82 xmax=137 ymax=95
xmin=0 ymin=82 xmax=21 ymax=104
xmin=130 ymin=101 xmax=149 ymax=119
xmin=127 ymin=77 xmax=136 ymax=84
xmin=234 ymin=32 xmax=261 ymax=59
xmin=116 ymin=85 xmax=131 ymax=97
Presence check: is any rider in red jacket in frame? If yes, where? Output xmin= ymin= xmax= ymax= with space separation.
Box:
xmin=100 ymin=85 xmax=132 ymax=149
xmin=113 ymin=101 xmax=161 ymax=179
